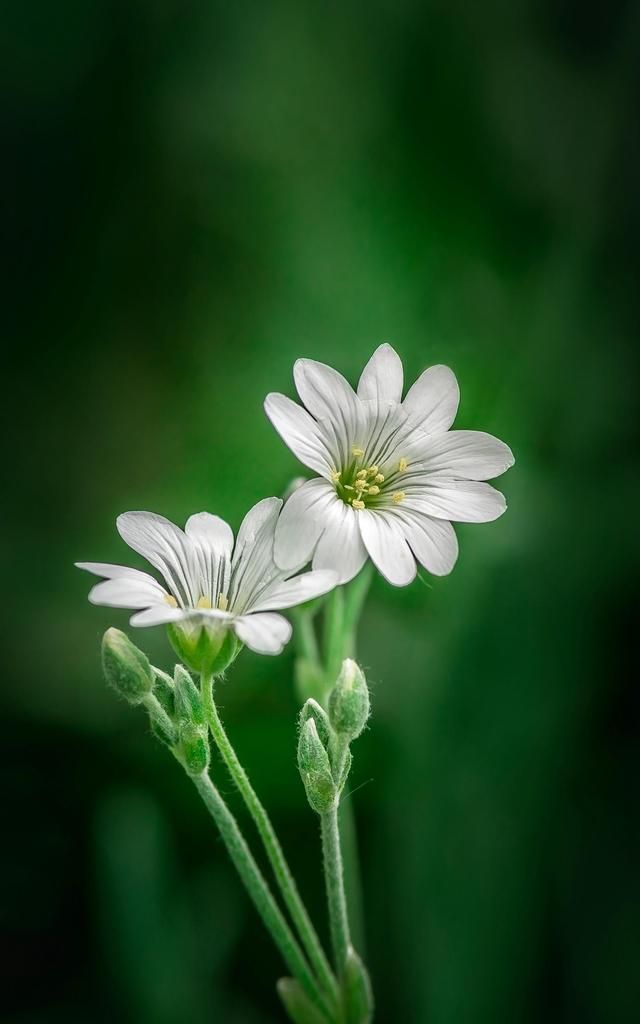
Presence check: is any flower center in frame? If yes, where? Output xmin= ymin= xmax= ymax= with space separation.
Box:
xmin=333 ymin=447 xmax=408 ymax=510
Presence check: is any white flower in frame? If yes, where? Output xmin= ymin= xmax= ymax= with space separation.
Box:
xmin=76 ymin=498 xmax=338 ymax=656
xmin=264 ymin=344 xmax=514 ymax=586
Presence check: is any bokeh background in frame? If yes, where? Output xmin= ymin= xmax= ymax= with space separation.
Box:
xmin=3 ymin=1 xmax=639 ymax=1021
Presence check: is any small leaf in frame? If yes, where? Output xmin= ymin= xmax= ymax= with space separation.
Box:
xmin=342 ymin=946 xmax=374 ymax=1024
xmin=276 ymin=977 xmax=327 ymax=1024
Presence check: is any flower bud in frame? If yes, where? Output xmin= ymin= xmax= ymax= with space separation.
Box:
xmin=299 ymin=697 xmax=332 ymax=750
xmin=151 ymin=667 xmax=175 ymax=718
xmin=173 ymin=664 xmax=204 ymax=726
xmin=328 ymin=659 xmax=370 ymax=741
xmin=167 ymin=620 xmax=241 ymax=676
xmin=101 ymin=628 xmax=154 ymax=705
xmin=297 ymin=718 xmax=336 ymax=814
xmin=177 ymin=722 xmax=210 ymax=776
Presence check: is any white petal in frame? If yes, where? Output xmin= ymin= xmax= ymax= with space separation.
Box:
xmin=234 ymin=612 xmax=292 ymax=655
xmin=75 ymin=562 xmax=161 ymax=585
xmin=130 ymin=604 xmax=188 ymax=627
xmin=185 ymin=511 xmax=233 ymax=602
xmin=274 ymin=478 xmax=337 ymax=571
xmin=250 ymin=569 xmax=338 ymax=613
xmin=402 ymin=365 xmax=459 ymax=434
xmin=312 ymin=500 xmax=368 ymax=584
xmin=185 ymin=512 xmax=234 ymax=556
xmin=414 ymin=430 xmax=514 ymax=480
xmin=264 ymin=393 xmax=333 ymax=476
xmin=117 ymin=512 xmax=196 ymax=605
xmin=392 ymin=509 xmax=459 ymax=576
xmin=357 ymin=510 xmax=417 ymax=586
xmin=294 ymin=358 xmax=361 ymax=429
xmin=88 ymin=576 xmax=168 ymax=609
xmin=357 ymin=343 xmax=404 ymax=405
xmin=403 ymin=480 xmax=507 ymax=522
xmin=229 ymin=497 xmax=282 ymax=610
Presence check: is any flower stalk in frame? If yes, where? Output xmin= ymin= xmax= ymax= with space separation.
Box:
xmin=200 ymin=671 xmax=339 ymax=1012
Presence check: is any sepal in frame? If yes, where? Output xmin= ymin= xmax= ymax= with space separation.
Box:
xmin=167 ymin=619 xmax=241 ymax=675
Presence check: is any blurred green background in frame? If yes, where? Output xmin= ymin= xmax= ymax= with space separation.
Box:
xmin=3 ymin=1 xmax=639 ymax=1021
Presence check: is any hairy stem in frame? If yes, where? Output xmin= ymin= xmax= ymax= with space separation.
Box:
xmin=321 ymin=795 xmax=351 ymax=979
xmin=191 ymin=771 xmax=333 ymax=1020
xmin=201 ymin=673 xmax=339 ymax=1009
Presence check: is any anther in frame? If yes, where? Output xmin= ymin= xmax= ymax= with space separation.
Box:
xmin=164 ymin=595 xmax=178 ymax=608
xmin=367 ymin=465 xmax=379 ymax=476
xmin=196 ymin=595 xmax=212 ymax=609
xmin=352 ymin=499 xmax=365 ymax=510
xmin=330 ymin=469 xmax=341 ymax=482
xmin=217 ymin=593 xmax=229 ymax=611
xmin=356 ymin=469 xmax=367 ymax=479
xmin=398 ymin=457 xmax=408 ymax=472
xmin=352 ymin=446 xmax=365 ymax=457
xmin=375 ymin=473 xmax=384 ymax=483
xmin=367 ymin=485 xmax=380 ymax=496
xmin=392 ymin=491 xmax=406 ymax=504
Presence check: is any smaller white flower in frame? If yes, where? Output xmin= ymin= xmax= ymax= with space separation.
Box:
xmin=265 ymin=344 xmax=514 ymax=586
xmin=76 ymin=498 xmax=337 ymax=660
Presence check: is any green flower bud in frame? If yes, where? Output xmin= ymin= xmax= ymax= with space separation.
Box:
xmin=101 ymin=628 xmax=153 ymax=705
xmin=173 ymin=664 xmax=204 ymax=726
xmin=276 ymin=977 xmax=327 ymax=1024
xmin=328 ymin=659 xmax=370 ymax=741
xmin=342 ymin=946 xmax=374 ymax=1024
xmin=176 ymin=722 xmax=210 ymax=776
xmin=167 ymin=620 xmax=241 ymax=676
xmin=151 ymin=667 xmax=175 ymax=718
xmin=297 ymin=718 xmax=336 ymax=814
xmin=299 ymin=697 xmax=332 ymax=750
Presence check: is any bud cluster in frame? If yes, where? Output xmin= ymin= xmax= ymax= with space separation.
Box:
xmin=100 ymin=628 xmax=210 ymax=775
xmin=296 ymin=659 xmax=370 ymax=816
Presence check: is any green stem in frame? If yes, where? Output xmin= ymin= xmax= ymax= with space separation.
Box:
xmin=201 ymin=673 xmax=339 ymax=1009
xmin=321 ymin=793 xmax=351 ymax=978
xmin=323 ymin=588 xmax=346 ymax=690
xmin=292 ymin=608 xmax=321 ymax=665
xmin=191 ymin=771 xmax=333 ymax=1021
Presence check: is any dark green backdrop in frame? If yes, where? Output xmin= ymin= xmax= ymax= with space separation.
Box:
xmin=3 ymin=1 xmax=639 ymax=1021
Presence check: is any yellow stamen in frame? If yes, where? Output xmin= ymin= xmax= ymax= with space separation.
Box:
xmin=352 ymin=499 xmax=365 ymax=510
xmin=367 ymin=485 xmax=380 ymax=496
xmin=375 ymin=473 xmax=384 ymax=483
xmin=196 ymin=595 xmax=212 ymax=609
xmin=344 ymin=484 xmax=355 ymax=491
xmin=356 ymin=468 xmax=367 ymax=479
xmin=330 ymin=469 xmax=341 ymax=482
xmin=398 ymin=457 xmax=408 ymax=472
xmin=351 ymin=445 xmax=365 ymax=457
xmin=164 ymin=595 xmax=178 ymax=608
xmin=367 ymin=465 xmax=379 ymax=476
xmin=217 ymin=593 xmax=229 ymax=611
xmin=392 ymin=491 xmax=406 ymax=504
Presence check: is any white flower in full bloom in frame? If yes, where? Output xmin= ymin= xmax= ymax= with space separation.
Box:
xmin=76 ymin=498 xmax=338 ymax=658
xmin=265 ymin=344 xmax=514 ymax=586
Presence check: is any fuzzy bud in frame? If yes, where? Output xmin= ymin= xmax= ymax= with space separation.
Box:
xmin=328 ymin=659 xmax=370 ymax=741
xmin=297 ymin=718 xmax=336 ymax=814
xmin=177 ymin=722 xmax=210 ymax=776
xmin=101 ymin=628 xmax=154 ymax=705
xmin=173 ymin=664 xmax=204 ymax=726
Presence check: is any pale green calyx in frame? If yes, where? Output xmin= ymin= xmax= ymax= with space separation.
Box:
xmin=101 ymin=628 xmax=154 ymax=704
xmin=297 ymin=718 xmax=336 ymax=814
xmin=328 ymin=659 xmax=370 ymax=741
